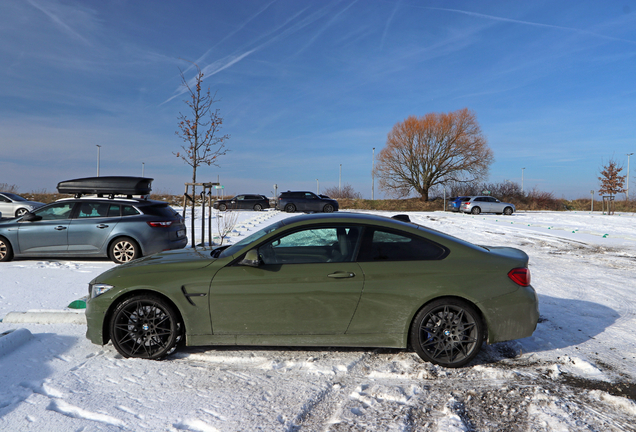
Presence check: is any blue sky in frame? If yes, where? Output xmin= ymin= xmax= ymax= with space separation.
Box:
xmin=1 ymin=0 xmax=635 ymax=199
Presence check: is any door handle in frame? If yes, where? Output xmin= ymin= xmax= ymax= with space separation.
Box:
xmin=96 ymin=224 xmax=109 ymax=229
xmin=328 ymin=272 xmax=355 ymax=278
xmin=54 ymin=226 xmax=67 ymax=231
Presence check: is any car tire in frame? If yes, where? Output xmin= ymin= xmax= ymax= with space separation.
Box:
xmin=285 ymin=204 xmax=296 ymax=213
xmin=0 ymin=237 xmax=14 ymax=262
xmin=15 ymin=208 xmax=28 ymax=218
xmin=254 ymin=204 xmax=263 ymax=211
xmin=110 ymin=237 xmax=141 ymax=264
xmin=410 ymin=298 xmax=484 ymax=368
xmin=471 ymin=207 xmax=481 ymax=215
xmin=503 ymin=207 xmax=513 ymax=215
xmin=323 ymin=204 xmax=334 ymax=213
xmin=110 ymin=295 xmax=183 ymax=360
xmin=218 ymin=203 xmax=227 ymax=212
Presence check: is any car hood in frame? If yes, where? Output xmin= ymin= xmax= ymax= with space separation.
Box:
xmin=93 ymin=247 xmax=217 ymax=282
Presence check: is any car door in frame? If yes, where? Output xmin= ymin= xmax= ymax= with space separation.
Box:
xmin=67 ymin=202 xmax=119 ymax=252
xmin=489 ymin=197 xmax=503 ymax=213
xmin=17 ymin=202 xmax=75 ymax=254
xmin=0 ymin=194 xmax=11 ymax=217
xmin=209 ymin=226 xmax=364 ymax=335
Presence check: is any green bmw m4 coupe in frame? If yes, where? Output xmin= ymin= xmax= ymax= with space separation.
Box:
xmin=86 ymin=212 xmax=538 ymax=368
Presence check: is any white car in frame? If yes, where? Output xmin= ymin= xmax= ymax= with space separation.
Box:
xmin=460 ymin=196 xmax=515 ymax=215
xmin=0 ymin=192 xmax=46 ymax=218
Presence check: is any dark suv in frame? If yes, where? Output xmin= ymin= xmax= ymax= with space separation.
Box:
xmin=213 ymin=194 xmax=270 ymax=211
xmin=276 ymin=191 xmax=339 ymax=213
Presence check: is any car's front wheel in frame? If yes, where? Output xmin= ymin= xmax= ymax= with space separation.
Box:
xmin=284 ymin=204 xmax=296 ymax=213
xmin=110 ymin=237 xmax=140 ymax=264
xmin=218 ymin=203 xmax=227 ymax=212
xmin=471 ymin=207 xmax=481 ymax=215
xmin=0 ymin=237 xmax=14 ymax=262
xmin=15 ymin=208 xmax=28 ymax=218
xmin=323 ymin=204 xmax=334 ymax=213
xmin=110 ymin=295 xmax=183 ymax=359
xmin=503 ymin=207 xmax=513 ymax=215
xmin=410 ymin=298 xmax=484 ymax=368
xmin=254 ymin=204 xmax=263 ymax=211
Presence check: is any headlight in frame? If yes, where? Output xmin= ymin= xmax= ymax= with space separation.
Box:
xmin=89 ymin=283 xmax=114 ymax=298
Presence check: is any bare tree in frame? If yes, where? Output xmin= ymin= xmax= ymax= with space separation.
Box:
xmin=374 ymin=108 xmax=493 ymax=201
xmin=215 ymin=210 xmax=238 ymax=246
xmin=322 ymin=184 xmax=362 ymax=199
xmin=598 ymin=159 xmax=625 ymax=197
xmin=174 ymin=61 xmax=229 ymax=246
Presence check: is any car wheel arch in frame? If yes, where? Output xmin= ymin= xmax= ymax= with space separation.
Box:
xmin=406 ymin=295 xmax=488 ymax=350
xmin=101 ymin=289 xmax=186 ymax=346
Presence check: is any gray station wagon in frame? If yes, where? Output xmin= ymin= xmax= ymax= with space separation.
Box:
xmin=460 ymin=196 xmax=515 ymax=215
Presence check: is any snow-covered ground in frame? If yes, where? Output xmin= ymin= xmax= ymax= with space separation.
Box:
xmin=1 ymin=209 xmax=636 ymax=431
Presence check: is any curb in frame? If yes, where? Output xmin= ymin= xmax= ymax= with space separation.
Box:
xmin=3 ymin=310 xmax=87 ymax=325
xmin=0 ymin=328 xmax=33 ymax=358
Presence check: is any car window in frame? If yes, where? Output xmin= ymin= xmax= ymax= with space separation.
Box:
xmin=0 ymin=195 xmax=9 ymax=203
xmin=259 ymin=226 xmax=362 ymax=264
xmin=123 ymin=205 xmax=141 ymax=216
xmin=304 ymin=193 xmax=317 ymax=199
xmin=2 ymin=193 xmax=28 ymax=202
xmin=139 ymin=204 xmax=175 ymax=217
xmin=34 ymin=202 xmax=74 ymax=220
xmin=218 ymin=221 xmax=285 ymax=258
xmin=78 ymin=202 xmax=111 ymax=218
xmin=236 ymin=196 xmax=245 ymax=200
xmin=357 ymin=228 xmax=447 ymax=262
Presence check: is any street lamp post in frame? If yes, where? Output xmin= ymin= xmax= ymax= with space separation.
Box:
xmin=372 ymin=147 xmax=375 ymax=200
xmin=96 ymin=145 xmax=101 ymax=177
xmin=142 ymin=162 xmax=145 ymax=177
xmin=339 ymin=164 xmax=342 ymax=195
xmin=521 ymin=167 xmax=525 ymax=194
xmin=316 ymin=179 xmax=319 ymax=195
xmin=627 ymin=153 xmax=634 ymax=200
xmin=591 ymin=190 xmax=594 ymax=212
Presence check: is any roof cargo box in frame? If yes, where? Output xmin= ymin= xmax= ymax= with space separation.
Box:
xmin=57 ymin=176 xmax=153 ymax=197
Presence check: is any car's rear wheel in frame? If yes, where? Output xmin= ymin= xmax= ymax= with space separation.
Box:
xmin=410 ymin=298 xmax=484 ymax=368
xmin=323 ymin=204 xmax=334 ymax=213
xmin=503 ymin=207 xmax=513 ymax=215
xmin=110 ymin=237 xmax=140 ymax=264
xmin=254 ymin=204 xmax=263 ymax=211
xmin=0 ymin=237 xmax=14 ymax=262
xmin=110 ymin=295 xmax=182 ymax=359
xmin=285 ymin=204 xmax=296 ymax=213
xmin=218 ymin=203 xmax=227 ymax=212
xmin=471 ymin=207 xmax=481 ymax=215
xmin=15 ymin=208 xmax=28 ymax=218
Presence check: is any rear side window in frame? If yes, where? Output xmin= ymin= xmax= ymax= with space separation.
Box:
xmin=122 ymin=205 xmax=141 ymax=216
xmin=140 ymin=204 xmax=176 ymax=218
xmin=357 ymin=228 xmax=448 ymax=262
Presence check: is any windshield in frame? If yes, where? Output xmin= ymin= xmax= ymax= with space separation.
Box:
xmin=217 ymin=220 xmax=285 ymax=258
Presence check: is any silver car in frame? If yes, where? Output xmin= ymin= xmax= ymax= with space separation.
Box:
xmin=460 ymin=196 xmax=515 ymax=215
xmin=0 ymin=192 xmax=46 ymax=218
xmin=0 ymin=197 xmax=187 ymax=263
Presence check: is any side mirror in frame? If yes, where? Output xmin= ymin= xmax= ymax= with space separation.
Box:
xmin=238 ymin=249 xmax=261 ymax=267
xmin=21 ymin=212 xmax=42 ymax=222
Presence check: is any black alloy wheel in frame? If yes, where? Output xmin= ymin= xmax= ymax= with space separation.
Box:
xmin=410 ymin=298 xmax=484 ymax=368
xmin=0 ymin=237 xmax=13 ymax=262
xmin=285 ymin=203 xmax=296 ymax=213
xmin=219 ymin=203 xmax=227 ymax=212
xmin=254 ymin=204 xmax=263 ymax=211
xmin=110 ymin=237 xmax=140 ymax=264
xmin=110 ymin=295 xmax=182 ymax=359
xmin=323 ymin=204 xmax=334 ymax=213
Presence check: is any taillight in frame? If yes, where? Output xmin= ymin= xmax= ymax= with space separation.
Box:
xmin=147 ymin=221 xmax=173 ymax=227
xmin=508 ymin=268 xmax=531 ymax=287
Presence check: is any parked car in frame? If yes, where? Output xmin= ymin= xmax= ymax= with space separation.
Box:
xmin=460 ymin=196 xmax=515 ymax=215
xmin=276 ymin=191 xmax=338 ymax=213
xmin=85 ymin=212 xmax=538 ymax=368
xmin=0 ymin=192 xmax=46 ymax=218
xmin=213 ymin=194 xmax=270 ymax=211
xmin=0 ymin=177 xmax=187 ymax=264
xmin=447 ymin=196 xmax=470 ymax=212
